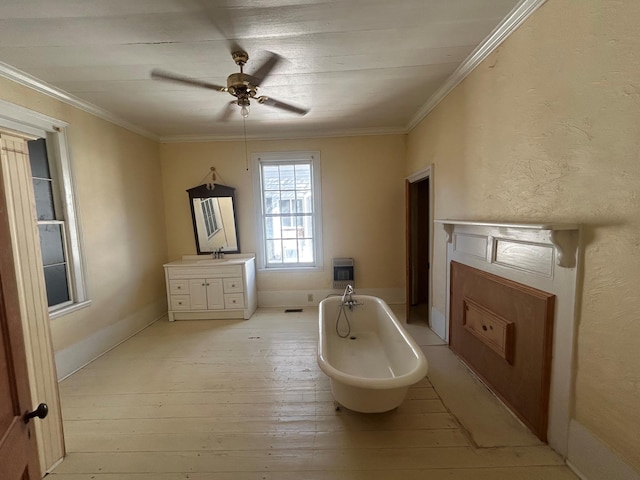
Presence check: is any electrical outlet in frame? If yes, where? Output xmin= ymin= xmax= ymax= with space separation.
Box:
xmin=307 ymin=293 xmax=313 ymax=302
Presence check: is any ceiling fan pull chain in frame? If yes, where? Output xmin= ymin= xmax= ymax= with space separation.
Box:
xmin=243 ymin=117 xmax=249 ymax=171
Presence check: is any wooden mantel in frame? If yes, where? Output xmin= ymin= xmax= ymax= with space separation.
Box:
xmin=435 ymin=219 xmax=580 ymax=268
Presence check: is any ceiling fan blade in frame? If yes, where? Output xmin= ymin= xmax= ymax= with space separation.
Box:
xmin=247 ymin=52 xmax=283 ymax=86
xmin=219 ymin=101 xmax=237 ymax=122
xmin=197 ymin=0 xmax=244 ymax=54
xmin=258 ymin=96 xmax=309 ymax=116
xmin=150 ymin=69 xmax=226 ymax=92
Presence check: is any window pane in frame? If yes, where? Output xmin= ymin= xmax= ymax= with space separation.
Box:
xmin=27 ymin=138 xmax=51 ymax=179
xmin=43 ymin=264 xmax=70 ymax=307
xmin=297 ymin=191 xmax=312 ymax=214
xmin=298 ymin=239 xmax=314 ymax=263
xmin=297 ymin=215 xmax=312 ymax=238
xmin=263 ymin=191 xmax=280 ymax=214
xmin=266 ymin=239 xmax=282 ymax=263
xmin=279 ymin=165 xmax=295 ymax=190
xmin=281 ymin=217 xmax=297 ymax=237
xmin=33 ymin=178 xmax=55 ymax=220
xmin=264 ymin=217 xmax=280 ymax=240
xmin=38 ymin=224 xmax=66 ymax=266
xmin=295 ymin=164 xmax=311 ymax=190
xmin=279 ymin=199 xmax=291 ymax=214
xmin=282 ymin=239 xmax=298 ymax=263
xmin=262 ymin=165 xmax=280 ymax=190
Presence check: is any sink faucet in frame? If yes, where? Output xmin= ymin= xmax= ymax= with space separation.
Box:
xmin=213 ymin=247 xmax=224 ymax=259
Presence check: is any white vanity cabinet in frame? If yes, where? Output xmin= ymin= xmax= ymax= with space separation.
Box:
xmin=164 ymin=255 xmax=257 ymax=321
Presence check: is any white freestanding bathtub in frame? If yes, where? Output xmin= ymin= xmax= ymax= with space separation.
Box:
xmin=317 ymin=295 xmax=428 ymax=413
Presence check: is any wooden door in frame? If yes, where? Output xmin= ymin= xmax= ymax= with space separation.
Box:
xmin=0 ymin=174 xmax=41 ymax=478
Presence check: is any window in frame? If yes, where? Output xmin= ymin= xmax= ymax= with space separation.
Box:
xmin=28 ymin=138 xmax=72 ymax=308
xmin=0 ymin=100 xmax=89 ymax=318
xmin=253 ymin=152 xmax=323 ymax=270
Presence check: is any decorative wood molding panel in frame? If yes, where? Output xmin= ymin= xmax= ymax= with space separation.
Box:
xmin=451 ymin=262 xmax=555 ymax=440
xmin=436 ymin=220 xmax=579 ymax=268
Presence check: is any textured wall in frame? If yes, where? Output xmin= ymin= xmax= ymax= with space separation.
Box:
xmin=406 ymin=0 xmax=640 ymax=469
xmin=160 ymin=135 xmax=406 ymax=293
xmin=0 ymin=77 xmax=168 ymax=355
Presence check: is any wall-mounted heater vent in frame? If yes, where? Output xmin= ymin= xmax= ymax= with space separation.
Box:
xmin=333 ymin=258 xmax=354 ymax=290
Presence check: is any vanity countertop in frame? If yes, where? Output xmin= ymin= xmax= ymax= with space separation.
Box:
xmin=164 ymin=254 xmax=255 ymax=268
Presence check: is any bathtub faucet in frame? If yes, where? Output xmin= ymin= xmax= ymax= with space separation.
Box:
xmin=341 ymin=284 xmax=361 ymax=310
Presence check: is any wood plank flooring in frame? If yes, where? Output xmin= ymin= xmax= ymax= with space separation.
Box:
xmin=49 ymin=308 xmax=577 ymax=479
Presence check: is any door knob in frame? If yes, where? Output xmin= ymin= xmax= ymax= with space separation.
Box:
xmin=23 ymin=403 xmax=48 ymax=423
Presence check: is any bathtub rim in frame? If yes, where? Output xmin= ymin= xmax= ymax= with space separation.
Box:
xmin=318 ymin=295 xmax=428 ymax=390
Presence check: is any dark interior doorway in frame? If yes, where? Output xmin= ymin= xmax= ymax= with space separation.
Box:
xmin=406 ymin=176 xmax=430 ymax=325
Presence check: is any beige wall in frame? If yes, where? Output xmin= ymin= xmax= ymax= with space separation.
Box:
xmin=406 ymin=0 xmax=640 ymax=469
xmin=0 ymin=77 xmax=168 ymax=368
xmin=160 ymin=135 xmax=406 ymax=295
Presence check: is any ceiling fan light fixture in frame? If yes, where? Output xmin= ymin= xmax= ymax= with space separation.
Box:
xmin=150 ymin=49 xmax=309 ymax=121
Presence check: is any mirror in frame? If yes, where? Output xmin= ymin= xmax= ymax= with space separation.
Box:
xmin=187 ymin=183 xmax=240 ymax=254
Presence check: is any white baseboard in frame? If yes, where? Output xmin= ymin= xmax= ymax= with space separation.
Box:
xmin=431 ymin=307 xmax=447 ymax=341
xmin=257 ymin=288 xmax=405 ymax=308
xmin=567 ymin=420 xmax=640 ymax=480
xmin=55 ymin=301 xmax=166 ymax=380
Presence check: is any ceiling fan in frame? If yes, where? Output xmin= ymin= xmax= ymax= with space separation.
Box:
xmin=150 ymin=50 xmax=309 ymax=121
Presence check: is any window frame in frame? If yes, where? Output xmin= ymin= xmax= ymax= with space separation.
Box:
xmin=252 ymin=151 xmax=323 ymax=272
xmin=0 ymin=100 xmax=90 ymax=319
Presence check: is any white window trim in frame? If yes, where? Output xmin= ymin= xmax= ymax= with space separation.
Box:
xmin=0 ymin=100 xmax=90 ymax=318
xmin=252 ymin=151 xmax=323 ymax=272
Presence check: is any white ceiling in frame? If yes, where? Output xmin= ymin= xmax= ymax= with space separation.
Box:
xmin=0 ymin=0 xmax=526 ymax=140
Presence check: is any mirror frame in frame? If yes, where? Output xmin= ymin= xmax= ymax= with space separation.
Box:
xmin=187 ymin=183 xmax=241 ymax=254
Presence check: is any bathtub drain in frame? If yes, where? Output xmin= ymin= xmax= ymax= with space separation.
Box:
xmin=350 ymin=336 xmax=357 ymax=340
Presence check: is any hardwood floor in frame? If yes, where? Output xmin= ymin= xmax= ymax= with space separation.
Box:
xmin=49 ymin=308 xmax=577 ymax=479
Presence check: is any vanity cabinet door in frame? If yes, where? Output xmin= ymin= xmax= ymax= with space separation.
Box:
xmin=188 ymin=280 xmax=208 ymax=310
xmin=205 ymin=279 xmax=224 ymax=310
xmin=188 ymin=278 xmax=224 ymax=310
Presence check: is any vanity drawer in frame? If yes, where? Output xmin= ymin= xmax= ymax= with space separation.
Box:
xmin=169 ymin=280 xmax=189 ymax=294
xmin=168 ymin=265 xmax=242 ymax=279
xmin=224 ymin=293 xmax=245 ymax=309
xmin=223 ymin=277 xmax=244 ymax=293
xmin=171 ymin=295 xmax=191 ymax=310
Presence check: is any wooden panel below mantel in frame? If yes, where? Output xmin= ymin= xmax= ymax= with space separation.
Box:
xmin=450 ymin=261 xmax=555 ymax=441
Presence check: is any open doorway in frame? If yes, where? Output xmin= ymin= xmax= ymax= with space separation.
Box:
xmin=405 ymin=169 xmax=431 ymax=326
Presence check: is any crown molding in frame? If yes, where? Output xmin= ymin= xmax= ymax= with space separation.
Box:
xmin=159 ymin=126 xmax=407 ymax=143
xmin=406 ymin=0 xmax=547 ymax=132
xmin=0 ymin=62 xmax=159 ymax=141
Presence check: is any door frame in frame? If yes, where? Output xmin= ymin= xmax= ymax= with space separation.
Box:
xmin=405 ymin=165 xmax=433 ymax=325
